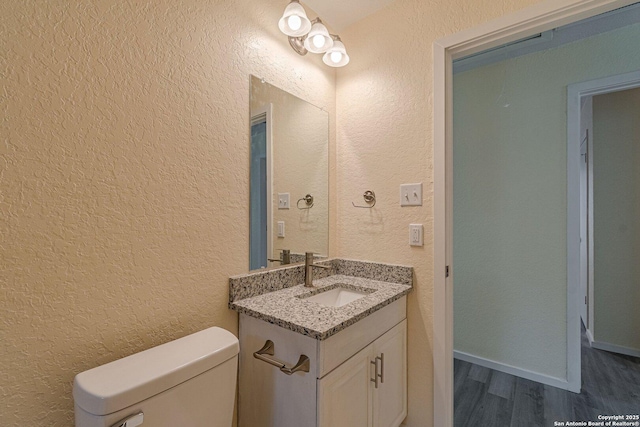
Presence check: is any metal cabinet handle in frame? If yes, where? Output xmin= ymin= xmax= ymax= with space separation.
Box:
xmin=253 ymin=340 xmax=310 ymax=376
xmin=111 ymin=412 xmax=143 ymax=427
xmin=370 ymin=354 xmax=384 ymax=388
xmin=370 ymin=359 xmax=379 ymax=388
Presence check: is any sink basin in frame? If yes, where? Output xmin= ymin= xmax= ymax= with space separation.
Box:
xmin=303 ymin=287 xmax=371 ymax=307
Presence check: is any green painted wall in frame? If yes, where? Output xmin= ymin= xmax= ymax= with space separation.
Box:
xmin=453 ymin=23 xmax=640 ymax=380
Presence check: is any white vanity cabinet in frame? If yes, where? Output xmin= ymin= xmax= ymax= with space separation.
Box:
xmin=238 ymin=296 xmax=407 ymax=427
xmin=318 ymin=320 xmax=407 ymax=427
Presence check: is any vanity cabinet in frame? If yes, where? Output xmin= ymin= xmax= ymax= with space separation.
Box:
xmin=318 ymin=320 xmax=407 ymax=427
xmin=238 ymin=296 xmax=407 ymax=427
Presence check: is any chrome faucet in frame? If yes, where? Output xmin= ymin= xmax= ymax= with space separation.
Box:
xmin=268 ymin=249 xmax=291 ymax=265
xmin=304 ymin=252 xmax=330 ymax=287
xmin=282 ymin=249 xmax=291 ymax=265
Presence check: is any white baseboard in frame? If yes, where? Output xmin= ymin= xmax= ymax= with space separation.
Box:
xmin=591 ymin=340 xmax=640 ymax=358
xmin=454 ymin=350 xmax=573 ymax=391
xmin=585 ymin=328 xmax=594 ymax=346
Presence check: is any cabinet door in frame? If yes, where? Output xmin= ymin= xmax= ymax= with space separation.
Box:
xmin=318 ymin=345 xmax=373 ymax=427
xmin=372 ymin=320 xmax=407 ymax=427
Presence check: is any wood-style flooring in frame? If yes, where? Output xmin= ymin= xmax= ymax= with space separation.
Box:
xmin=454 ymin=329 xmax=640 ymax=426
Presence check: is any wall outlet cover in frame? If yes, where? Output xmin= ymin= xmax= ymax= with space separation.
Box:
xmin=410 ymin=224 xmax=423 ymax=246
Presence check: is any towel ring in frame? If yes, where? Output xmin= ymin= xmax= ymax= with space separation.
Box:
xmin=352 ymin=190 xmax=376 ymax=208
xmin=297 ymin=194 xmax=314 ymax=210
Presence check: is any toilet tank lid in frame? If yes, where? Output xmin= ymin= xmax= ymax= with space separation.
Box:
xmin=73 ymin=326 xmax=239 ymax=416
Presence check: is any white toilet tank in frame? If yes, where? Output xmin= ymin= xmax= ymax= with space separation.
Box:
xmin=73 ymin=327 xmax=239 ymax=427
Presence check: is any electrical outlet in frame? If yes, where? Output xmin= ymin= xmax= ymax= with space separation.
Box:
xmin=400 ymin=183 xmax=423 ymax=206
xmin=278 ymin=193 xmax=290 ymax=209
xmin=410 ymin=224 xmax=423 ymax=246
xmin=277 ymin=221 xmax=285 ymax=237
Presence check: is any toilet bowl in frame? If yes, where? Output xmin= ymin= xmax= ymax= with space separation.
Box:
xmin=73 ymin=327 xmax=239 ymax=427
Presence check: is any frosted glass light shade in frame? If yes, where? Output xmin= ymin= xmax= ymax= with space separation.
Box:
xmin=278 ymin=1 xmax=311 ymax=37
xmin=303 ymin=20 xmax=333 ymax=53
xmin=322 ymin=39 xmax=349 ymax=67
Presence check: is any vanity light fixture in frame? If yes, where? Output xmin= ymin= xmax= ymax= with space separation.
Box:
xmin=278 ymin=0 xmax=349 ymax=67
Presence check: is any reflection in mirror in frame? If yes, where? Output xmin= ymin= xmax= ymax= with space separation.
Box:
xmin=249 ymin=75 xmax=328 ymax=271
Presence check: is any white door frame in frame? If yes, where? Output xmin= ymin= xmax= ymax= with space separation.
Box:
xmin=578 ymin=112 xmax=590 ymax=328
xmin=567 ymin=70 xmax=640 ymax=343
xmin=433 ymin=1 xmax=637 ymax=425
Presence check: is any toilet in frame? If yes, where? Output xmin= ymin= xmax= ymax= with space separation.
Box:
xmin=73 ymin=327 xmax=239 ymax=427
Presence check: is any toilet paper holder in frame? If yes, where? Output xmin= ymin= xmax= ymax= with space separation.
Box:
xmin=253 ymin=340 xmax=310 ymax=375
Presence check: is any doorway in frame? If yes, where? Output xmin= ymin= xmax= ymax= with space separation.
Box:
xmin=568 ymin=71 xmax=640 ymax=355
xmin=249 ymin=105 xmax=273 ymax=270
xmin=433 ymin=1 xmax=639 ymax=425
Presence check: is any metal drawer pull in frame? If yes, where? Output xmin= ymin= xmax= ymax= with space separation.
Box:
xmin=253 ymin=340 xmax=310 ymax=375
xmin=370 ymin=359 xmax=379 ymax=388
xmin=370 ymin=354 xmax=384 ymax=388
xmin=111 ymin=412 xmax=143 ymax=427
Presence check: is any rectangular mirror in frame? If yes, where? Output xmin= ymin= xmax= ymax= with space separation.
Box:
xmin=249 ymin=75 xmax=329 ymax=271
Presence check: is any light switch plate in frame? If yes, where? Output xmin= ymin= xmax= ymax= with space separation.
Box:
xmin=278 ymin=193 xmax=290 ymax=209
xmin=410 ymin=224 xmax=423 ymax=246
xmin=277 ymin=221 xmax=285 ymax=237
xmin=400 ymin=183 xmax=422 ymax=206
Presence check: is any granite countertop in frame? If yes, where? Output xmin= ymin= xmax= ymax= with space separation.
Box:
xmin=229 ymin=272 xmax=412 ymax=340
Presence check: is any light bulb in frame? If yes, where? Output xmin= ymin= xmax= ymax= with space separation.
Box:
xmin=322 ymin=39 xmax=348 ymax=67
xmin=278 ymin=1 xmax=311 ymax=37
xmin=288 ymin=15 xmax=301 ymax=31
xmin=312 ymin=34 xmax=325 ymax=48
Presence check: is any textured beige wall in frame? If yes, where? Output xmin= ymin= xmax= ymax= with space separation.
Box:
xmin=0 ymin=1 xmax=335 ymax=425
xmin=593 ymin=88 xmax=640 ymax=352
xmin=453 ymin=24 xmax=640 ymax=380
xmin=334 ymin=0 xmax=541 ymax=425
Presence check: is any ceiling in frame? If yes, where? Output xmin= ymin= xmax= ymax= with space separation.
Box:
xmin=301 ymin=0 xmax=397 ymax=32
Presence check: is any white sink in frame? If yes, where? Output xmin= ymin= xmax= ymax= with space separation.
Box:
xmin=303 ymin=287 xmax=371 ymax=307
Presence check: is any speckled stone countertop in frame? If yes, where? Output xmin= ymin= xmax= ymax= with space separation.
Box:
xmin=229 ymin=259 xmax=413 ymax=340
